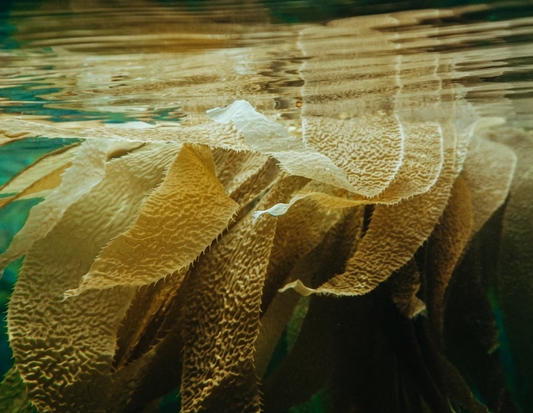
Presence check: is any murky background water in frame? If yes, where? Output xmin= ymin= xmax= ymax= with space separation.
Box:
xmin=1 ymin=1 xmax=532 ymax=411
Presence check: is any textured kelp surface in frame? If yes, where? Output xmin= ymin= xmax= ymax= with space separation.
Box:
xmin=0 ymin=3 xmax=532 ymax=413
xmin=0 ymin=112 xmax=525 ymax=412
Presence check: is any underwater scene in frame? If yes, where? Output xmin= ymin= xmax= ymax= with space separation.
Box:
xmin=0 ymin=0 xmax=533 ymax=412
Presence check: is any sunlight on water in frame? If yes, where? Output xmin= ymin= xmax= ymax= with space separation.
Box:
xmin=0 ymin=1 xmax=532 ymax=129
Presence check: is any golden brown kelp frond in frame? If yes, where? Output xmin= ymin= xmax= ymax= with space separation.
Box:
xmin=301 ymin=114 xmax=405 ymax=197
xmin=255 ymin=264 xmax=312 ymax=380
xmin=368 ymin=121 xmax=444 ymax=202
xmin=0 ymin=141 xmax=143 ymax=205
xmin=0 ymin=162 xmax=71 ymax=210
xmin=179 ymin=178 xmax=295 ymax=413
xmin=0 ymin=142 xmax=80 ymax=196
xmin=424 ymin=177 xmax=473 ymax=343
xmin=461 ymin=135 xmax=516 ymax=234
xmin=388 ymin=259 xmax=426 ymax=319
xmin=262 ymin=295 xmax=340 ymax=413
xmin=65 ymin=143 xmax=239 ymax=297
xmin=213 ymin=148 xmax=271 ymax=200
xmin=256 ymin=205 xmax=365 ymax=379
xmin=261 ymin=208 xmax=366 ymax=412
xmin=444 ymin=219 xmax=519 ymax=413
xmin=7 ymin=144 xmax=180 ymax=412
xmin=261 ymin=180 xmax=348 ymax=313
xmin=282 ymin=122 xmax=458 ymax=297
xmin=213 ymin=148 xmax=281 ymax=212
xmin=489 ymin=129 xmax=533 ymax=409
xmin=0 ymin=130 xmax=35 ymax=148
xmin=0 ymin=367 xmax=35 ymax=413
xmin=102 ymin=274 xmax=189 ymax=413
xmin=76 ymin=148 xmax=279 ymax=371
xmin=0 ymin=139 xmax=112 ymax=271
xmin=0 ymin=117 xmax=252 ymax=150
xmin=112 ymin=267 xmax=190 ymax=371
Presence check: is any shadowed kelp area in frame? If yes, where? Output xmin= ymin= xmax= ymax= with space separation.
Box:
xmin=0 ymin=1 xmax=533 ymax=412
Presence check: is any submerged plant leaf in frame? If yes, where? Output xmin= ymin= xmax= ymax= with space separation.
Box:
xmin=252 ymin=187 xmax=363 ymax=219
xmin=0 ymin=117 xmax=251 ymax=150
xmin=444 ymin=225 xmax=519 ymax=413
xmin=7 ymin=144 xmax=180 ymax=412
xmin=371 ymin=121 xmax=443 ymax=201
xmin=425 ymin=176 xmax=473 ymax=341
xmin=388 ymin=259 xmax=425 ymax=319
xmin=213 ymin=148 xmax=280 ymax=210
xmin=112 ymin=267 xmax=189 ymax=371
xmin=0 ymin=143 xmax=80 ymax=196
xmin=179 ymin=179 xmax=290 ymax=413
xmin=262 ymin=207 xmax=366 ymax=412
xmin=0 ymin=142 xmax=140 ymax=204
xmin=0 ymin=139 xmax=111 ymax=271
xmin=0 ymin=163 xmax=72 ymax=211
xmin=301 ymin=114 xmax=405 ymax=197
xmin=207 ymin=100 xmax=358 ymax=192
xmin=461 ymin=135 xmax=516 ymax=234
xmin=0 ymin=367 xmax=35 ymax=413
xmin=255 ymin=200 xmax=359 ymax=378
xmin=260 ymin=181 xmax=347 ymax=312
xmin=214 ymin=149 xmax=270 ymax=198
xmin=493 ymin=146 xmax=533 ymax=409
xmin=0 ymin=131 xmax=33 ymax=149
xmin=0 ymin=120 xmax=86 ymax=140
xmin=282 ymin=123 xmax=458 ymax=296
xmin=262 ymin=294 xmax=339 ymax=412
xmin=254 ymin=120 xmax=443 ymax=218
xmin=65 ymin=143 xmax=239 ymax=297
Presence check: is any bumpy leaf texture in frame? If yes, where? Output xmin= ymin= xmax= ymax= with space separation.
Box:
xmin=65 ymin=143 xmax=239 ymax=296
xmin=7 ymin=144 xmax=179 ymax=412
xmin=179 ymin=178 xmax=286 ymax=413
xmin=0 ymin=139 xmax=111 ymax=271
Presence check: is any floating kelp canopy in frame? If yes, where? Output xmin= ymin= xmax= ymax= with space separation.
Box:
xmin=0 ymin=1 xmax=532 ymax=412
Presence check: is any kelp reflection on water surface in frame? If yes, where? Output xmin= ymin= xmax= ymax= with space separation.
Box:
xmin=0 ymin=1 xmax=533 ymax=412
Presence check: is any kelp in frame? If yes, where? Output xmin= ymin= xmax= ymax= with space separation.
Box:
xmin=0 ymin=141 xmax=143 ymax=204
xmin=301 ymin=114 xmax=405 ymax=197
xmin=65 ymin=143 xmax=239 ymax=296
xmin=388 ymin=259 xmax=426 ymax=319
xmin=213 ymin=148 xmax=279 ymax=207
xmin=0 ymin=98 xmax=523 ymax=413
xmin=0 ymin=118 xmax=252 ymax=150
xmin=0 ymin=139 xmax=111 ymax=271
xmin=262 ymin=210 xmax=365 ymax=412
xmin=424 ymin=177 xmax=473 ymax=342
xmin=7 ymin=144 xmax=179 ymax=412
xmin=490 ymin=130 xmax=533 ymax=410
xmin=282 ymin=123 xmax=458 ymax=297
xmin=0 ymin=367 xmax=35 ymax=413
xmin=461 ymin=135 xmax=516 ymax=234
xmin=444 ymin=217 xmax=519 ymax=413
xmin=179 ymin=178 xmax=283 ymax=413
xmin=207 ymin=101 xmax=358 ymax=192
xmin=0 ymin=143 xmax=80 ymax=197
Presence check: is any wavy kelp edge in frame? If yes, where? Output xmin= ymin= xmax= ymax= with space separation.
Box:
xmin=0 ymin=139 xmax=111 ymax=272
xmin=281 ymin=123 xmax=458 ymax=297
xmin=65 ymin=144 xmax=239 ymax=297
xmin=7 ymin=144 xmax=180 ymax=412
xmin=207 ymin=100 xmax=359 ymax=192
